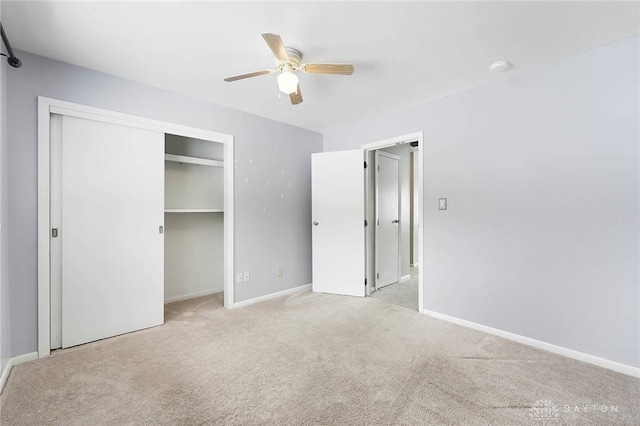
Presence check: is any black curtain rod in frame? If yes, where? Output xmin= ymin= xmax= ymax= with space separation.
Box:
xmin=0 ymin=22 xmax=22 ymax=68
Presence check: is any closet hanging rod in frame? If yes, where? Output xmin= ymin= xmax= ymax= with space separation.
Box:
xmin=165 ymin=154 xmax=223 ymax=168
xmin=0 ymin=22 xmax=22 ymax=68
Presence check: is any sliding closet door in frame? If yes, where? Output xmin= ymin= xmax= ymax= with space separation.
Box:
xmin=61 ymin=115 xmax=164 ymax=348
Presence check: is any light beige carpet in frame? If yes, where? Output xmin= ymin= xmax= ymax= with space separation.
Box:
xmin=1 ymin=291 xmax=638 ymax=425
xmin=371 ymin=267 xmax=419 ymax=311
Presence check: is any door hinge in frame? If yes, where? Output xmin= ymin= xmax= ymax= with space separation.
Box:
xmin=365 ymin=219 xmax=368 ymax=227
xmin=51 ymin=228 xmax=58 ymax=238
xmin=364 ymin=161 xmax=367 ymax=169
xmin=377 ymin=272 xmax=380 ymax=279
xmin=159 ymin=226 xmax=164 ymax=234
xmin=377 ymin=219 xmax=380 ymax=226
xmin=377 ymin=165 xmax=380 ymax=172
xmin=365 ymin=278 xmax=367 ymax=287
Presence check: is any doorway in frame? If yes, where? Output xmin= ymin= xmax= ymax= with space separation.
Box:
xmin=363 ymin=133 xmax=423 ymax=312
xmin=309 ymin=132 xmax=423 ymax=311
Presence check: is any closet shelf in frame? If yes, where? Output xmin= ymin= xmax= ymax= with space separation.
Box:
xmin=165 ymin=154 xmax=223 ymax=168
xmin=164 ymin=209 xmax=223 ymax=213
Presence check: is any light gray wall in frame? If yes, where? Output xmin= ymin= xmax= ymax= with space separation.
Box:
xmin=324 ymin=36 xmax=640 ymax=368
xmin=380 ymin=144 xmax=411 ymax=278
xmin=0 ymin=0 xmax=12 ymax=374
xmin=7 ymin=50 xmax=322 ymax=357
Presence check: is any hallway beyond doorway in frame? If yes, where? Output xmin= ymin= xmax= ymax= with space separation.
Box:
xmin=370 ymin=267 xmax=418 ymax=311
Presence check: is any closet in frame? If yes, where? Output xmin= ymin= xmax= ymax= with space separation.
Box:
xmin=164 ymin=134 xmax=225 ymax=303
xmin=47 ymin=109 xmax=227 ymax=350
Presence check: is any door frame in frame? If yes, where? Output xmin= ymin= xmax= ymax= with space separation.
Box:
xmin=374 ymin=150 xmax=401 ymax=289
xmin=37 ymin=97 xmax=235 ymax=358
xmin=362 ymin=131 xmax=424 ymax=313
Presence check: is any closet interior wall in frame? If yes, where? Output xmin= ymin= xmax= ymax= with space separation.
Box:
xmin=164 ymin=134 xmax=224 ymax=303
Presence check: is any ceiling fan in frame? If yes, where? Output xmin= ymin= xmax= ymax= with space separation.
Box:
xmin=224 ymin=33 xmax=355 ymax=105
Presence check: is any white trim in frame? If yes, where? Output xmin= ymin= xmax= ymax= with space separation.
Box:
xmin=38 ymin=97 xmax=235 ymax=359
xmin=0 ymin=352 xmax=38 ymax=394
xmin=234 ymin=284 xmax=312 ymax=309
xmin=361 ymin=132 xmax=422 ymax=151
xmin=411 ymin=263 xmax=419 ymax=267
xmin=364 ymin=150 xmax=374 ymax=296
xmin=223 ymin=138 xmax=235 ymax=310
xmin=1 ymin=362 xmax=12 ymax=394
xmin=418 ymin=135 xmax=423 ymax=314
xmin=37 ymin=100 xmax=51 ymax=359
xmin=48 ymin=101 xmax=231 ymax=142
xmin=399 ymin=274 xmax=411 ymax=283
xmin=361 ymin=131 xmax=424 ymax=313
xmin=423 ymin=309 xmax=640 ymax=378
xmin=164 ymin=289 xmax=223 ymax=304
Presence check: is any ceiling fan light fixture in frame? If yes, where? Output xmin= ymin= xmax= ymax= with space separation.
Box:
xmin=277 ymin=70 xmax=299 ymax=94
xmin=223 ymin=33 xmax=354 ymax=105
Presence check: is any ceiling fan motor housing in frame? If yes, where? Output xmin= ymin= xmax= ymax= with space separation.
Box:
xmin=283 ymin=47 xmax=302 ymax=68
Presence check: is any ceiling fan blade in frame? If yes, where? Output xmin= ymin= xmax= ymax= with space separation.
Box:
xmin=262 ymin=33 xmax=290 ymax=62
xmin=302 ymin=64 xmax=354 ymax=75
xmin=224 ymin=70 xmax=274 ymax=82
xmin=290 ymin=85 xmax=303 ymax=105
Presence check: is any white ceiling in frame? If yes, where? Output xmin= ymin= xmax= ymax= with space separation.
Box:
xmin=3 ymin=1 xmax=639 ymax=133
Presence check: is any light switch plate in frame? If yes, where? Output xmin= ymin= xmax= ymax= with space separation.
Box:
xmin=439 ymin=198 xmax=448 ymax=210
xmin=236 ymin=273 xmax=244 ymax=283
xmin=243 ymin=272 xmax=250 ymax=282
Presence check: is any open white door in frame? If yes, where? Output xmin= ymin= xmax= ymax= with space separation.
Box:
xmin=312 ymin=150 xmax=365 ymax=297
xmin=375 ymin=151 xmax=401 ymax=288
xmin=60 ymin=115 xmax=165 ymax=348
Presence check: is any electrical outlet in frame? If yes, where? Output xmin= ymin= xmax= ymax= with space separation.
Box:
xmin=236 ymin=273 xmax=244 ymax=283
xmin=276 ymin=267 xmax=283 ymax=277
xmin=243 ymin=272 xmax=250 ymax=282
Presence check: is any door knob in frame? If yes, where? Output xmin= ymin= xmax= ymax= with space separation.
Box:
xmin=392 ymin=219 xmax=399 ymax=224
xmin=313 ymin=221 xmax=319 ymax=226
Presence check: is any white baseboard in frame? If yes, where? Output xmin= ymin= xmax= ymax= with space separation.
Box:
xmin=234 ymin=284 xmax=312 ymax=309
xmin=400 ymin=274 xmax=411 ymax=283
xmin=0 ymin=351 xmax=38 ymax=394
xmin=164 ymin=288 xmax=223 ymax=304
xmin=423 ymin=309 xmax=640 ymax=378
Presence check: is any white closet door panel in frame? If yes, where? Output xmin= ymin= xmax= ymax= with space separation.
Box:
xmin=61 ymin=115 xmax=164 ymax=348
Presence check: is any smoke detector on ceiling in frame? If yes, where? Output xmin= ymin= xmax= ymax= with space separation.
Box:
xmin=490 ymin=61 xmax=511 ymax=72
